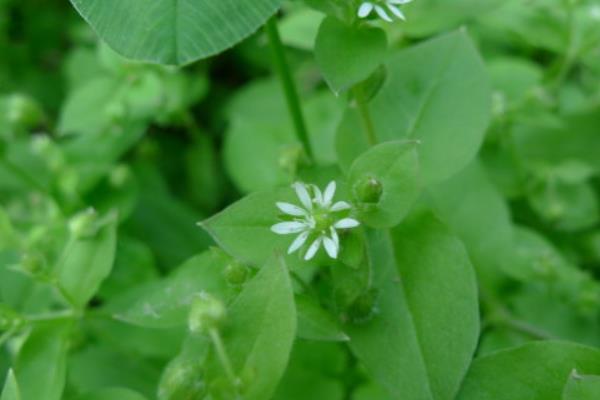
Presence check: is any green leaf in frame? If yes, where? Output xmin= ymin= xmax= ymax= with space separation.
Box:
xmin=336 ymin=30 xmax=491 ymax=183
xmin=347 ymin=212 xmax=479 ymax=400
xmin=563 ymin=372 xmax=600 ymax=400
xmin=55 ymin=212 xmax=118 ymax=308
xmin=69 ymin=0 xmax=283 ymax=65
xmin=428 ymin=160 xmax=515 ymax=287
xmin=458 ymin=341 xmax=600 ymax=400
xmin=16 ymin=322 xmax=70 ymax=400
xmin=348 ymin=141 xmax=420 ymax=228
xmin=201 ymin=188 xmax=294 ymax=266
xmin=110 ymin=248 xmax=232 ymax=329
xmin=76 ymin=388 xmax=148 ymax=400
xmin=211 ymin=255 xmax=296 ymax=400
xmin=296 ymin=294 xmax=349 ymax=342
xmin=1 ymin=370 xmax=20 ymax=400
xmin=315 ymin=17 xmax=387 ymax=94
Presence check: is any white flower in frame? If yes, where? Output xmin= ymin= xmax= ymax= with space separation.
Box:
xmin=271 ymin=181 xmax=360 ymax=261
xmin=358 ymin=0 xmax=412 ymax=22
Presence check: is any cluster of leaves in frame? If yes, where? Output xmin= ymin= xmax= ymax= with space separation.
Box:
xmin=1 ymin=0 xmax=600 ymax=399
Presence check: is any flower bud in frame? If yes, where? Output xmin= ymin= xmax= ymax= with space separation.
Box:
xmin=109 ymin=164 xmax=131 ymax=188
xmin=348 ymin=288 xmax=379 ymax=323
xmin=68 ymin=208 xmax=98 ymax=239
xmin=353 ymin=176 xmax=383 ymax=204
xmin=158 ymin=357 xmax=207 ymax=400
xmin=6 ymin=94 xmax=44 ymax=128
xmin=188 ymin=293 xmax=226 ymax=334
xmin=278 ymin=144 xmax=304 ymax=175
xmin=223 ymin=262 xmax=249 ymax=286
xmin=17 ymin=252 xmax=46 ymax=278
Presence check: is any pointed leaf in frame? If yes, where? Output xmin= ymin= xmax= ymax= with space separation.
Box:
xmin=346 ymin=213 xmax=479 ymax=400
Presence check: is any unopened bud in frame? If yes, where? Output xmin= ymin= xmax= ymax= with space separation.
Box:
xmin=224 ymin=262 xmax=249 ymax=286
xmin=353 ymin=176 xmax=383 ymax=204
xmin=6 ymin=94 xmax=44 ymax=128
xmin=158 ymin=357 xmax=207 ymax=400
xmin=278 ymin=144 xmax=304 ymax=175
xmin=68 ymin=208 xmax=98 ymax=238
xmin=348 ymin=288 xmax=379 ymax=323
xmin=188 ymin=293 xmax=226 ymax=334
xmin=18 ymin=252 xmax=46 ymax=277
xmin=109 ymin=165 xmax=131 ymax=188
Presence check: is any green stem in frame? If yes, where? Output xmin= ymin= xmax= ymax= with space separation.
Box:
xmin=264 ymin=17 xmax=313 ymax=160
xmin=353 ymin=89 xmax=378 ymax=146
xmin=209 ymin=328 xmax=239 ymax=390
xmin=26 ymin=309 xmax=77 ymax=323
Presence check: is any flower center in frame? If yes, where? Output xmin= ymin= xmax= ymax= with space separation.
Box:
xmin=313 ymin=211 xmax=333 ymax=233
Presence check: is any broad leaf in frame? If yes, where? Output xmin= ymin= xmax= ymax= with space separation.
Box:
xmin=55 ymin=212 xmax=118 ymax=308
xmin=336 ymin=30 xmax=491 ymax=183
xmin=69 ymin=0 xmax=284 ymax=65
xmin=348 ymin=141 xmax=420 ymax=228
xmin=210 ymin=255 xmax=296 ymax=400
xmin=16 ymin=322 xmax=70 ymax=400
xmin=201 ymin=188 xmax=295 ymax=266
xmin=458 ymin=341 xmax=600 ymax=400
xmin=346 ymin=212 xmax=479 ymax=400
xmin=563 ymin=373 xmax=600 ymax=400
xmin=296 ymin=294 xmax=349 ymax=342
xmin=110 ymin=248 xmax=232 ymax=329
xmin=315 ymin=17 xmax=387 ymax=94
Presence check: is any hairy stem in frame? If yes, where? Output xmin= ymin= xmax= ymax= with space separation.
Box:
xmin=264 ymin=17 xmax=314 ymax=160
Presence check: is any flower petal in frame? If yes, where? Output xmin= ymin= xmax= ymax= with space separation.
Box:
xmin=293 ymin=182 xmax=313 ymax=210
xmin=276 ymin=202 xmax=307 ymax=217
xmin=330 ymin=227 xmax=339 ymax=247
xmin=330 ymin=201 xmax=351 ymax=212
xmin=311 ymin=184 xmax=325 ymax=207
xmin=323 ymin=181 xmax=336 ymax=207
xmin=387 ymin=4 xmax=406 ymax=20
xmin=358 ymin=2 xmax=374 ymax=18
xmin=304 ymin=237 xmax=323 ymax=260
xmin=375 ymin=5 xmax=393 ymax=22
xmin=271 ymin=221 xmax=309 ymax=235
xmin=323 ymin=236 xmax=339 ymax=259
xmin=334 ymin=218 xmax=360 ymax=229
xmin=288 ymin=231 xmax=309 ymax=254
xmin=388 ymin=0 xmax=412 ymax=4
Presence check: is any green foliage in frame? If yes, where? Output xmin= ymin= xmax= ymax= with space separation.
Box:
xmin=315 ymin=17 xmax=387 ymax=94
xmin=1 ymin=0 xmax=600 ymax=398
xmin=458 ymin=341 xmax=600 ymax=400
xmin=69 ymin=0 xmax=284 ymax=65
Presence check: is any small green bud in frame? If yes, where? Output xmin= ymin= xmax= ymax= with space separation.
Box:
xmin=6 ymin=94 xmax=44 ymax=128
xmin=68 ymin=208 xmax=98 ymax=239
xmin=188 ymin=293 xmax=226 ymax=334
xmin=109 ymin=164 xmax=131 ymax=188
xmin=353 ymin=176 xmax=383 ymax=204
xmin=278 ymin=144 xmax=304 ymax=175
xmin=158 ymin=357 xmax=207 ymax=400
xmin=223 ymin=262 xmax=249 ymax=286
xmin=18 ymin=252 xmax=46 ymax=277
xmin=348 ymin=288 xmax=379 ymax=323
